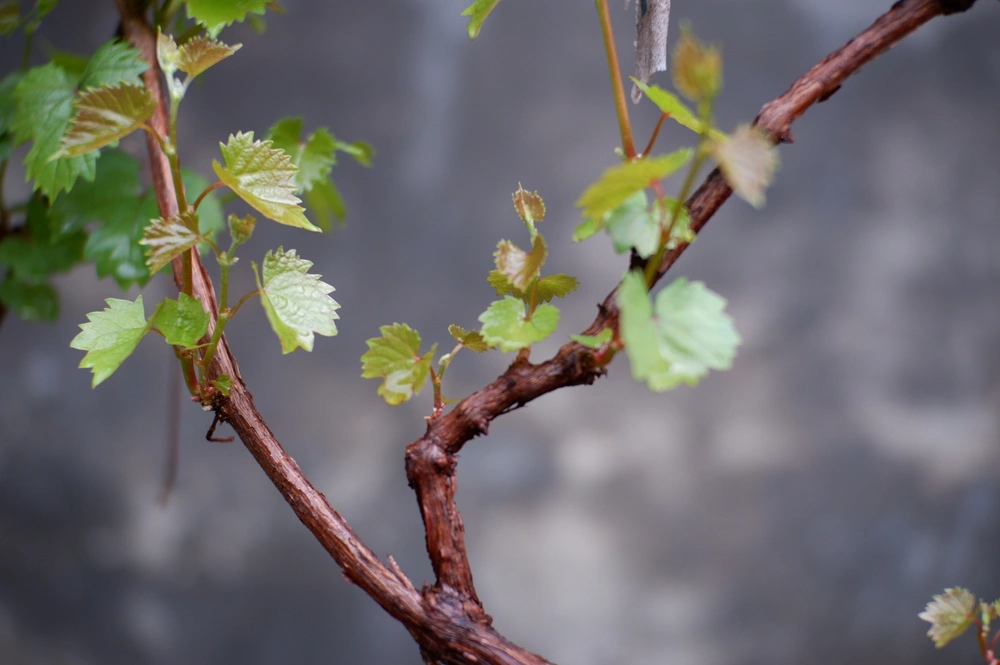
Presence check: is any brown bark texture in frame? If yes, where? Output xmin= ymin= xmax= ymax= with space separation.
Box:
xmin=113 ymin=0 xmax=980 ymax=663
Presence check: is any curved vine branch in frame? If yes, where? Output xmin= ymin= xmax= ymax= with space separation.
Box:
xmin=115 ymin=0 xmax=980 ymax=663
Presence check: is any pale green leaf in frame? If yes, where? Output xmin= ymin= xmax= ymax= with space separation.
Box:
xmin=254 ymin=247 xmax=339 ymax=353
xmin=153 ymin=293 xmax=209 ymax=348
xmin=212 ymin=374 xmax=232 ymax=396
xmin=80 ymin=40 xmax=149 ymax=89
xmin=919 ymin=588 xmax=977 ymax=648
xmin=571 ymin=328 xmax=613 ymax=349
xmin=448 ymin=324 xmax=489 ymax=352
xmin=653 ymin=277 xmax=740 ymax=385
xmin=495 ymin=235 xmax=546 ymax=292
xmin=630 ymin=79 xmax=726 ymax=143
xmin=335 ymin=139 xmax=373 ymax=167
xmin=173 ymin=35 xmax=241 ymax=78
xmin=70 ymin=295 xmax=151 ymax=387
xmin=185 ymin=0 xmax=268 ymax=37
xmin=53 ymin=84 xmax=155 ymax=158
xmin=361 ymin=323 xmax=435 ymax=405
xmin=536 ymin=273 xmax=579 ymax=303
xmin=576 ymin=149 xmax=692 ymax=222
xmin=213 ymin=131 xmax=317 ymax=231
xmin=139 ymin=211 xmax=200 ymax=273
xmin=572 ymin=215 xmax=602 ymax=242
xmin=712 ymin=124 xmax=779 ymax=209
xmin=478 ymin=296 xmax=559 ymax=352
xmin=618 ymin=270 xmax=672 ymax=388
xmin=604 ymin=190 xmax=657 ymax=257
xmin=461 ymin=0 xmax=500 ymax=39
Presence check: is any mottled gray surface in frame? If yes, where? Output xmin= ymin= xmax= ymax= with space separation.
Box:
xmin=2 ymin=1 xmax=1000 ymax=663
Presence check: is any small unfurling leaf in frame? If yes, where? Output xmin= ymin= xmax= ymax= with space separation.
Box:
xmin=140 ymin=211 xmax=200 ymax=273
xmin=576 ymin=149 xmax=692 ymax=223
xmin=361 ymin=323 xmax=436 ymax=405
xmin=253 ymin=247 xmax=339 ymax=353
xmin=919 ymin=588 xmax=977 ymax=648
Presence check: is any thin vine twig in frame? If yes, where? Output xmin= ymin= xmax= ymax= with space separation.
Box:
xmin=115 ymin=0 xmax=980 ymax=663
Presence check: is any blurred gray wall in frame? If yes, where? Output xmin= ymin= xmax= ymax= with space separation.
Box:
xmin=2 ymin=1 xmax=1000 ymax=663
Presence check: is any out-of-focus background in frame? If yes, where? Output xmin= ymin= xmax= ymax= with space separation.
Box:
xmin=1 ymin=1 xmax=999 ymax=663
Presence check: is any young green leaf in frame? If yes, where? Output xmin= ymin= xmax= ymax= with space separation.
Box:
xmin=478 ymin=296 xmax=559 ymax=352
xmin=672 ymin=24 xmax=722 ymax=102
xmin=185 ymin=0 xmax=268 ymax=37
xmin=630 ymin=79 xmax=727 ymax=143
xmin=711 ymin=124 xmax=779 ymax=209
xmin=227 ymin=212 xmax=256 ymax=246
xmin=618 ymin=271 xmax=739 ymax=391
xmin=576 ymin=149 xmax=692 ymax=223
xmin=919 ymin=588 xmax=977 ymax=648
xmin=70 ymin=295 xmax=152 ymax=387
xmin=494 ymin=235 xmax=546 ymax=292
xmin=572 ymin=215 xmax=602 ymax=243
xmin=361 ymin=323 xmax=436 ymax=405
xmin=14 ymin=63 xmax=97 ymax=197
xmin=0 ymin=231 xmax=85 ymax=283
xmin=172 ymin=35 xmax=241 ymax=78
xmin=153 ymin=293 xmax=209 ymax=348
xmin=53 ymin=84 xmax=155 ymax=158
xmin=536 ymin=274 xmax=579 ymax=303
xmin=603 ymin=190 xmax=657 ymax=257
xmin=140 ymin=211 xmax=201 ymax=273
xmin=571 ymin=328 xmax=613 ymax=349
xmin=512 ymin=184 xmax=545 ymax=229
xmin=212 ymin=374 xmax=232 ymax=396
xmin=266 ymin=117 xmax=337 ymax=192
xmin=0 ymin=275 xmax=59 ymax=321
xmin=213 ymin=131 xmax=318 ymax=231
xmin=448 ymin=324 xmax=489 ymax=352
xmin=461 ymin=0 xmax=501 ymax=39
xmin=304 ymin=178 xmax=346 ymax=232
xmin=253 ymin=247 xmax=339 ymax=353
xmin=335 ymin=139 xmax=374 ymax=167
xmin=79 ymin=39 xmax=149 ymax=89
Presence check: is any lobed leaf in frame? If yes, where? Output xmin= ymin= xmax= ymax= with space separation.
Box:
xmin=361 ymin=323 xmax=435 ymax=405
xmin=80 ymin=39 xmax=148 ymax=89
xmin=604 ymin=190 xmax=658 ymax=258
xmin=571 ymin=328 xmax=613 ymax=349
xmin=267 ymin=117 xmax=337 ymax=192
xmin=70 ymin=295 xmax=152 ymax=387
xmin=919 ymin=588 xmax=977 ymax=648
xmin=335 ymin=139 xmax=374 ymax=167
xmin=576 ymin=149 xmax=692 ymax=223
xmin=53 ymin=83 xmax=155 ymax=158
xmin=254 ymin=247 xmax=339 ymax=353
xmin=213 ymin=131 xmax=317 ymax=231
xmin=153 ymin=293 xmax=209 ymax=348
xmin=305 ymin=178 xmax=346 ymax=232
xmin=478 ymin=296 xmax=559 ymax=352
xmin=139 ymin=211 xmax=201 ymax=273
xmin=448 ymin=324 xmax=489 ymax=352
xmin=14 ymin=63 xmax=97 ymax=198
xmin=494 ymin=235 xmax=546 ymax=292
xmin=712 ymin=124 xmax=779 ymax=209
xmin=536 ymin=273 xmax=579 ymax=303
xmin=173 ymin=35 xmax=241 ymax=78
xmin=185 ymin=0 xmax=268 ymax=37
xmin=461 ymin=0 xmax=501 ymax=39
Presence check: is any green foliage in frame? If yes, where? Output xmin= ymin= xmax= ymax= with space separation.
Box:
xmin=0 ymin=2 xmax=20 ymax=35
xmin=479 ymin=296 xmax=559 ymax=352
xmin=212 ymin=374 xmax=232 ymax=396
xmin=672 ymin=24 xmax=722 ymax=102
xmin=153 ymin=293 xmax=209 ymax=348
xmin=535 ymin=274 xmax=579 ymax=303
xmin=70 ymin=295 xmax=152 ymax=387
xmin=79 ymin=40 xmax=148 ymax=89
xmin=213 ymin=131 xmax=318 ymax=231
xmin=267 ymin=116 xmax=371 ymax=231
xmin=576 ymin=149 xmax=692 ymax=223
xmin=711 ymin=124 xmax=779 ymax=209
xmin=919 ymin=588 xmax=977 ymax=648
xmin=0 ymin=194 xmax=84 ymax=284
xmin=140 ymin=211 xmax=201 ymax=273
xmin=629 ymin=79 xmax=726 ymax=143
xmin=53 ymin=83 xmax=155 ymax=158
xmin=253 ymin=247 xmax=339 ymax=353
xmin=49 ymin=149 xmax=157 ymax=288
xmin=618 ymin=271 xmax=739 ymax=391
xmin=13 ymin=63 xmax=97 ymax=198
xmin=512 ymin=184 xmax=545 ymax=230
xmin=361 ymin=323 xmax=437 ymax=405
xmin=571 ymin=329 xmax=613 ymax=349
xmin=461 ymin=0 xmax=501 ymax=39
xmin=494 ymin=236 xmax=546 ymax=292
xmin=448 ymin=324 xmax=489 ymax=352
xmin=0 ymin=275 xmax=58 ymax=321
xmin=185 ymin=0 xmax=268 ymax=37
